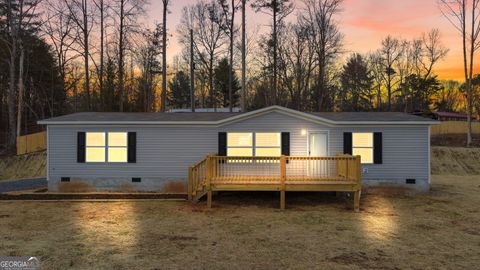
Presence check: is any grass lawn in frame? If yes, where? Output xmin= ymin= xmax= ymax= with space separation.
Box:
xmin=0 ymin=175 xmax=479 ymax=269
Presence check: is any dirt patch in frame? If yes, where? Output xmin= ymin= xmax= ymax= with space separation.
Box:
xmin=163 ymin=181 xmax=186 ymax=193
xmin=431 ymin=146 xmax=480 ymax=175
xmin=0 ymin=151 xmax=46 ymax=181
xmin=363 ymin=186 xmax=416 ymax=196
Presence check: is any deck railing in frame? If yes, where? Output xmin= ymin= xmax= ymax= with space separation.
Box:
xmin=188 ymin=154 xmax=361 ymax=202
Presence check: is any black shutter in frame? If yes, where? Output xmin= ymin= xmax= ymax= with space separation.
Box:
xmin=281 ymin=132 xmax=290 ymax=156
xmin=373 ymin=132 xmax=383 ymax=164
xmin=128 ymin=132 xmax=137 ymax=163
xmin=343 ymin=132 xmax=352 ymax=155
xmin=218 ymin=132 xmax=227 ymax=156
xmin=77 ymin=132 xmax=86 ymax=163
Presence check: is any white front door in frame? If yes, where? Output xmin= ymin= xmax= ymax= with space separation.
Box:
xmin=309 ymin=132 xmax=328 ymax=156
xmin=308 ymin=132 xmax=328 ymax=176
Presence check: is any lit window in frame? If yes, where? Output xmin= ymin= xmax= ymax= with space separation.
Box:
xmin=255 ymin=133 xmax=281 ymax=157
xmin=352 ymin=133 xmax=373 ymax=164
xmin=227 ymin=133 xmax=253 ymax=156
xmin=85 ymin=132 xmax=128 ymax=163
xmin=226 ymin=132 xmax=282 ymax=157
xmin=86 ymin=132 xmax=106 ymax=162
xmin=108 ymin=132 xmax=128 ymax=162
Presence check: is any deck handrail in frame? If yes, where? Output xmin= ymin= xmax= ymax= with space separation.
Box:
xmin=188 ymin=154 xmax=362 ymax=210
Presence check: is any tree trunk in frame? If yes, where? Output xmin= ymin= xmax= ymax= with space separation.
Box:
xmin=83 ymin=0 xmax=90 ymax=110
xmin=7 ymin=0 xmax=17 ymax=150
xmin=16 ymin=42 xmax=25 ymax=137
xmin=228 ymin=0 xmax=235 ymax=112
xmin=272 ymin=3 xmax=277 ymax=105
xmin=118 ymin=0 xmax=125 ymax=112
xmin=161 ymin=0 xmax=168 ymax=112
xmin=99 ymin=0 xmax=104 ymax=110
xmin=467 ymin=0 xmax=475 ymax=147
xmin=241 ymin=0 xmax=246 ymax=112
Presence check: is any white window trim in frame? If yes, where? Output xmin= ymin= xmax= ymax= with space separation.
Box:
xmin=352 ymin=132 xmax=374 ymax=164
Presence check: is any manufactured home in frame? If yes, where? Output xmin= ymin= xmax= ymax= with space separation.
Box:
xmin=38 ymin=106 xmax=436 ymax=209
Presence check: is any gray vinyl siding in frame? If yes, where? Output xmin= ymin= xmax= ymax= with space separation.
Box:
xmin=47 ymin=111 xmax=430 ymax=191
xmin=222 ymin=112 xmax=430 ymax=185
xmin=48 ymin=125 xmax=218 ymax=191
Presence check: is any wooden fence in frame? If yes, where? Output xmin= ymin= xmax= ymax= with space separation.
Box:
xmin=431 ymin=121 xmax=480 ymax=135
xmin=16 ymin=131 xmax=47 ymax=155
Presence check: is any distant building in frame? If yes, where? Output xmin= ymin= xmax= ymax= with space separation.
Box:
xmin=412 ymin=111 xmax=475 ymax=121
xmin=169 ymin=108 xmax=242 ymax=113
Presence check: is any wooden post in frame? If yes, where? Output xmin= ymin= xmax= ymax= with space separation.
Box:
xmin=207 ymin=190 xmax=212 ymax=208
xmin=205 ymin=155 xmax=212 ymax=208
xmin=188 ymin=166 xmax=193 ymax=201
xmin=354 ymin=156 xmax=361 ymax=212
xmin=354 ymin=190 xmax=360 ymax=212
xmin=280 ymin=155 xmax=286 ymax=210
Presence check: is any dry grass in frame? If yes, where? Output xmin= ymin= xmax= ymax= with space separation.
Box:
xmin=0 ymin=175 xmax=479 ymax=269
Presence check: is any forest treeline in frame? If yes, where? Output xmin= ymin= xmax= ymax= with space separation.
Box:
xmin=0 ymin=0 xmax=479 ymax=152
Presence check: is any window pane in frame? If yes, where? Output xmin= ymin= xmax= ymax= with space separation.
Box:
xmin=352 ymin=133 xmax=373 ymax=147
xmin=227 ymin=133 xmax=253 ymax=147
xmin=227 ymin=147 xmax=253 ymax=156
xmin=86 ymin=132 xmax=105 ymax=146
xmin=109 ymin=132 xmax=127 ymax=147
xmin=256 ymin=148 xmax=281 ymax=157
xmin=86 ymin=147 xmax=105 ymax=162
xmin=108 ymin=147 xmax=128 ymax=162
xmin=353 ymin=148 xmax=373 ymax=164
xmin=256 ymin=133 xmax=281 ymax=147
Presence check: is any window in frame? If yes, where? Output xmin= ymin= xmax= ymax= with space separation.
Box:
xmin=255 ymin=133 xmax=281 ymax=156
xmin=226 ymin=132 xmax=281 ymax=157
xmin=85 ymin=132 xmax=128 ymax=163
xmin=227 ymin=133 xmax=253 ymax=156
xmin=86 ymin=132 xmax=106 ymax=162
xmin=352 ymin=133 xmax=373 ymax=164
xmin=108 ymin=132 xmax=128 ymax=162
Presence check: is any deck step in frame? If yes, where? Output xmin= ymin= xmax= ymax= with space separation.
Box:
xmin=192 ymin=188 xmax=207 ymax=203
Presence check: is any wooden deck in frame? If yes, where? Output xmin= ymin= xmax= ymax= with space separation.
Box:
xmin=188 ymin=155 xmax=362 ymax=211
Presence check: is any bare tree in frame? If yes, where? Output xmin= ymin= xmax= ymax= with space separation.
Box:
xmin=1 ymin=0 xmax=42 ymax=148
xmin=3 ymin=0 xmax=19 ymax=149
xmin=65 ymin=0 xmax=95 ymax=110
xmin=419 ymin=29 xmax=449 ymax=79
xmin=219 ymin=0 xmax=239 ymax=112
xmin=439 ymin=0 xmax=480 ymax=146
xmin=93 ymin=0 xmax=108 ymax=110
xmin=160 ymin=0 xmax=169 ymax=112
xmin=252 ymin=0 xmax=293 ymax=105
xmin=241 ymin=0 xmax=247 ymax=111
xmin=43 ymin=0 xmax=78 ymax=101
xmin=112 ymin=0 xmax=147 ymax=111
xmin=378 ymin=36 xmax=404 ymax=111
xmin=17 ymin=0 xmax=42 ymax=137
xmin=368 ymin=52 xmax=385 ymax=110
xmin=301 ymin=0 xmax=343 ymax=111
xmin=178 ymin=1 xmax=227 ymax=110
xmin=278 ymin=22 xmax=315 ymax=109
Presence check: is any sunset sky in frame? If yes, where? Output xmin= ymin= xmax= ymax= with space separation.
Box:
xmin=146 ymin=0 xmax=476 ymax=81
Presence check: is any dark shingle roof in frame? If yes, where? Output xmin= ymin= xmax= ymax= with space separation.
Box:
xmin=38 ymin=106 xmax=435 ymax=124
xmin=40 ymin=112 xmax=241 ymax=122
xmin=307 ymin=112 xmax=431 ymax=122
